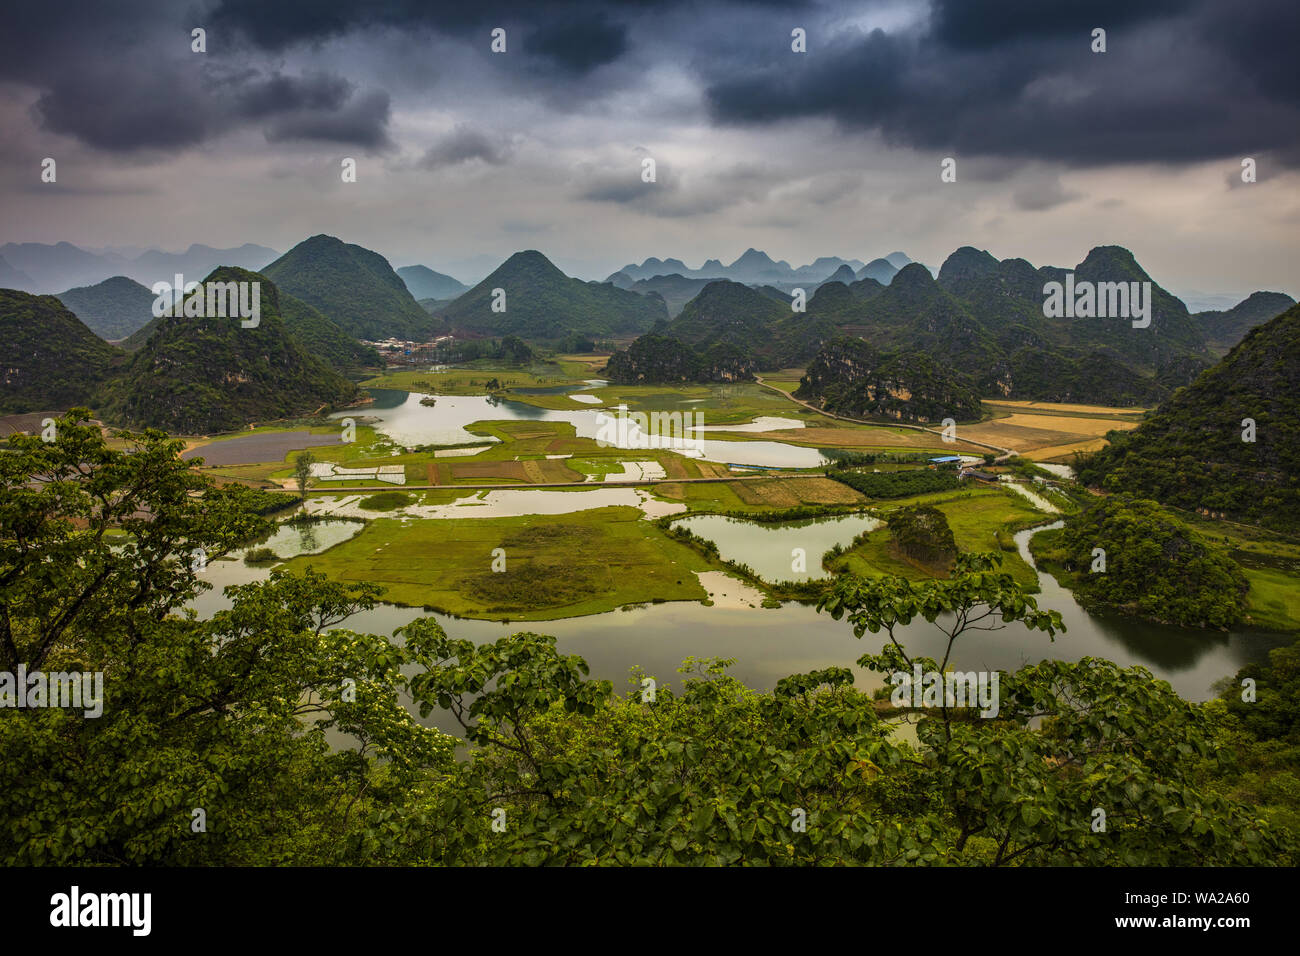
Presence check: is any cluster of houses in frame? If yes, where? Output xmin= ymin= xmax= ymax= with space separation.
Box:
xmin=365 ymin=336 xmax=454 ymax=365
xmin=927 ymin=455 xmax=1000 ymax=483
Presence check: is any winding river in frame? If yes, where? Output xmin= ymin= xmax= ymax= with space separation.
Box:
xmin=192 ymin=512 xmax=1289 ymax=719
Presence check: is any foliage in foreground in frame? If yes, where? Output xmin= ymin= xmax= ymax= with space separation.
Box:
xmin=0 ymin=413 xmax=1292 ymax=865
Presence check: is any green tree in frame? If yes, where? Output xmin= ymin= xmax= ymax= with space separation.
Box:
xmin=0 ymin=412 xmax=450 ymax=865
xmin=294 ymin=450 xmax=315 ymax=506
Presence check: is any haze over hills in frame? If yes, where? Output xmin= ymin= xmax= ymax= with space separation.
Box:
xmin=1194 ymin=291 xmax=1296 ymax=355
xmin=262 ymin=235 xmax=440 ymax=341
xmin=1078 ymin=301 xmax=1300 ymax=532
xmin=856 ymin=258 xmax=899 ymax=284
xmin=396 ymin=265 xmax=470 ymax=301
xmin=0 ymin=290 xmax=123 ymax=413
xmin=608 ymin=250 xmax=910 ymax=286
xmin=99 ymin=267 xmax=358 ymax=434
xmin=55 ymin=276 xmax=155 ymax=341
xmin=435 ymin=250 xmax=666 ymax=340
xmin=0 ymin=255 xmax=35 ymax=290
xmin=0 ymin=241 xmax=279 ymax=293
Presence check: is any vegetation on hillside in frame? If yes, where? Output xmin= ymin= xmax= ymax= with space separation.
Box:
xmin=98 ymin=267 xmax=358 ymax=434
xmin=0 ymin=290 xmax=123 ymax=414
xmin=887 ymin=505 xmax=958 ymax=568
xmin=797 ymin=336 xmax=983 ymax=423
xmin=55 ymin=275 xmax=155 ymax=341
xmin=603 ymin=333 xmax=755 ymax=384
xmin=263 ymin=234 xmax=441 ymax=341
xmin=437 ymin=250 xmax=665 ymax=340
xmin=1033 ymin=497 xmax=1249 ymax=628
xmin=1076 ymin=301 xmax=1300 ymax=532
xmin=827 ymin=467 xmax=962 ymax=499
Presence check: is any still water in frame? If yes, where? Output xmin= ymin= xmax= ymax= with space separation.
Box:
xmin=675 ymin=513 xmax=883 ymax=581
xmin=333 ymin=389 xmax=827 ymax=469
xmin=191 ymin=516 xmax=1288 ymax=713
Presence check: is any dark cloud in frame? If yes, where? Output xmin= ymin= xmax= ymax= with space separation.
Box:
xmin=1012 ymin=175 xmax=1079 ymax=211
xmin=929 ymin=0 xmax=1193 ymax=50
xmin=236 ymin=71 xmax=354 ymax=118
xmin=705 ymin=0 xmax=1300 ymax=168
xmin=264 ymin=90 xmax=392 ymax=148
xmin=524 ymin=12 xmax=627 ymax=73
xmin=0 ymin=1 xmax=393 ymax=153
xmin=421 ymin=126 xmax=511 ymax=167
xmin=32 ymin=67 xmax=214 ymax=151
xmin=210 ymin=0 xmax=635 ymax=74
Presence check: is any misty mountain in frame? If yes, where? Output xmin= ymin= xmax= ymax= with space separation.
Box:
xmin=55 ymin=276 xmax=155 ymax=341
xmin=0 ymin=241 xmax=280 ymax=294
xmin=610 ymin=249 xmax=914 ymax=286
xmin=856 ymin=258 xmax=899 ymax=284
xmin=397 ymin=265 xmax=469 ymax=301
xmin=125 ymin=243 xmax=279 ymax=287
xmin=626 ymin=274 xmax=715 ymax=316
xmin=1195 ymin=291 xmax=1296 ymax=355
xmin=0 ymin=255 xmax=36 ymax=292
xmin=0 ymin=241 xmax=124 ymax=292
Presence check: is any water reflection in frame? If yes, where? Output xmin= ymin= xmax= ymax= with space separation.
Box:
xmin=339 ymin=389 xmax=826 ymax=469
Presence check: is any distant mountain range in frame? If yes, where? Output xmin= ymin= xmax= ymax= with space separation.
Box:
xmin=604 ymin=244 xmax=1298 ymax=408
xmin=1194 ymin=291 xmax=1296 ymax=355
xmin=608 ymin=249 xmax=915 ymax=286
xmin=0 ymin=242 xmax=279 ymax=294
xmin=6 ymin=234 xmax=1297 ymax=426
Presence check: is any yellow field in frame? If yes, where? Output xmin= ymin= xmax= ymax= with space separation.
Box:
xmin=984 ymin=400 xmax=1148 ymax=416
xmin=755 ymin=426 xmax=985 ymax=453
xmin=731 ymin=476 xmax=865 ymax=507
xmin=961 ymin=410 xmax=1141 ymax=460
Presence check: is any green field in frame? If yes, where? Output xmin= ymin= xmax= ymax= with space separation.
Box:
xmin=361 ymin=361 xmax=586 ymax=395
xmin=832 ymin=486 xmax=1043 ymax=589
xmin=277 ymin=505 xmax=713 ymax=619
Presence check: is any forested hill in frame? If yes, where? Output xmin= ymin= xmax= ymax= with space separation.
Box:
xmin=0 ymin=290 xmax=123 ymax=413
xmin=263 ymin=234 xmax=440 ymax=341
xmin=796 ymin=336 xmax=983 ymax=424
xmin=99 ymin=267 xmax=358 ymax=434
xmin=1077 ymin=301 xmax=1300 ymax=531
xmin=603 ymin=332 xmax=756 ymax=384
xmin=436 ymin=250 xmax=666 ymax=340
xmin=55 ymin=275 xmax=155 ymax=341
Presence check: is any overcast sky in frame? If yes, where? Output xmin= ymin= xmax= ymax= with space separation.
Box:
xmin=2 ymin=0 xmax=1297 ymax=296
